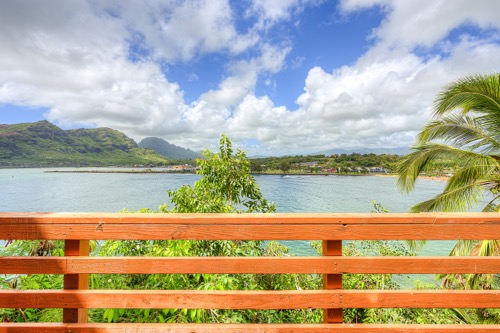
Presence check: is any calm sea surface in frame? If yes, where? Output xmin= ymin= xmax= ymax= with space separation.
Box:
xmin=0 ymin=168 xmax=446 ymax=213
xmin=0 ymin=168 xmax=461 ymax=286
xmin=0 ymin=167 xmax=452 ymax=252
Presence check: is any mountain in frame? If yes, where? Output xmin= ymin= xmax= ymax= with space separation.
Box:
xmin=0 ymin=121 xmax=170 ymax=167
xmin=138 ymin=137 xmax=201 ymax=160
xmin=315 ymin=147 xmax=409 ymax=156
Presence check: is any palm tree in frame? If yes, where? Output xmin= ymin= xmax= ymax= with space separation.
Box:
xmin=397 ymin=73 xmax=500 ymax=289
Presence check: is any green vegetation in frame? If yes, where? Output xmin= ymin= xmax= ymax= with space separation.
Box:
xmin=397 ymin=73 xmax=500 ymax=322
xmin=168 ymin=134 xmax=275 ymax=213
xmin=138 ymin=137 xmax=201 ymax=160
xmin=0 ymin=121 xmax=170 ymax=167
xmin=398 ymin=73 xmax=500 ymax=213
xmin=250 ymin=153 xmax=401 ymax=174
xmin=2 ymin=134 xmax=486 ymax=325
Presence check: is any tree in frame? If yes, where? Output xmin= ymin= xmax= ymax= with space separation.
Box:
xmin=279 ymin=160 xmax=291 ymax=173
xmin=169 ymin=134 xmax=275 ymax=213
xmin=397 ymin=73 xmax=500 ymax=288
xmin=249 ymin=159 xmax=263 ymax=172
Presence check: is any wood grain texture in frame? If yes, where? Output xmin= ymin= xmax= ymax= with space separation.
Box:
xmin=1 ymin=290 xmax=498 ymax=309
xmin=0 ymin=323 xmax=66 ymax=333
xmin=2 ymin=256 xmax=499 ymax=274
xmin=1 ymin=323 xmax=500 ymax=332
xmin=1 ymin=223 xmax=498 ymax=240
xmin=1 ymin=212 xmax=498 ymax=240
xmin=1 ymin=212 xmax=499 ymax=224
xmin=323 ymin=240 xmax=342 ymax=323
xmin=63 ymin=240 xmax=89 ymax=324
xmin=1 ymin=212 xmax=499 ymax=330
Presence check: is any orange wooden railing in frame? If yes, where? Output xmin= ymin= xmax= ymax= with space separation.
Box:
xmin=0 ymin=212 xmax=499 ymax=332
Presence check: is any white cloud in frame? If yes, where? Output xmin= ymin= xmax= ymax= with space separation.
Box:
xmin=0 ymin=0 xmax=499 ymax=155
xmin=283 ymin=39 xmax=500 ymax=151
xmin=341 ymin=0 xmax=500 ymax=49
xmin=0 ymin=1 xmax=188 ymax=136
xmin=249 ymin=0 xmax=309 ymax=26
xmin=109 ymin=0 xmax=259 ymax=62
xmin=338 ymin=0 xmax=389 ymax=13
xmin=216 ymin=1 xmax=500 ymax=154
xmin=0 ymin=0 xmax=299 ymax=152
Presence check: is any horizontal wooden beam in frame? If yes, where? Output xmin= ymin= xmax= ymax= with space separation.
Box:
xmin=1 ymin=223 xmax=498 ymax=240
xmin=1 ymin=323 xmax=500 ymax=333
xmin=1 ymin=212 xmax=499 ymax=225
xmin=2 ymin=256 xmax=498 ymax=275
xmin=1 ymin=290 xmax=498 ymax=309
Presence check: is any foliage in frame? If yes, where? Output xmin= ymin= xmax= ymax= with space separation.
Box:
xmin=251 ymin=152 xmax=402 ymax=174
xmin=0 ymin=120 xmax=170 ymax=167
xmin=397 ymin=73 xmax=500 ymax=291
xmin=397 ymin=73 xmax=500 ymax=213
xmin=138 ymin=137 xmax=201 ymax=160
xmin=169 ymin=134 xmax=275 ymax=213
xmin=2 ymin=134 xmax=492 ymax=325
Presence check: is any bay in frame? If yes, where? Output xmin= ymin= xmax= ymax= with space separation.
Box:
xmin=1 ymin=168 xmax=456 ymax=287
xmin=0 ymin=168 xmax=446 ymax=213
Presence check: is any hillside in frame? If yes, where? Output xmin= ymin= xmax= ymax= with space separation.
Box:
xmin=315 ymin=147 xmax=408 ymax=156
xmin=138 ymin=137 xmax=201 ymax=160
xmin=0 ymin=121 xmax=170 ymax=167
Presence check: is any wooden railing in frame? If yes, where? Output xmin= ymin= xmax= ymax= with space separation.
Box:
xmin=0 ymin=212 xmax=499 ymax=332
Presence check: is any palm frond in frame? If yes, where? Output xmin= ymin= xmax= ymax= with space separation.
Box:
xmin=482 ymin=193 xmax=500 ymax=212
xmin=474 ymin=240 xmax=500 ymax=257
xmin=435 ymin=159 xmax=500 ymax=212
xmin=444 ymin=161 xmax=499 ymax=192
xmin=409 ymin=179 xmax=484 ymax=212
xmin=449 ymin=240 xmax=480 ymax=257
xmin=433 ymin=73 xmax=500 ymax=118
xmin=397 ymin=142 xmax=496 ymax=193
xmin=417 ymin=114 xmax=500 ymax=154
xmin=403 ymin=240 xmax=426 ymax=254
xmin=402 ymin=73 xmax=500 ymax=291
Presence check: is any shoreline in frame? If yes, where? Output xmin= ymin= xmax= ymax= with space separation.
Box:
xmin=44 ymin=169 xmax=196 ymax=174
xmin=30 ymin=169 xmax=449 ymax=181
xmin=374 ymin=173 xmax=450 ymax=182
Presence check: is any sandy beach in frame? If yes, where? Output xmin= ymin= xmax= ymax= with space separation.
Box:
xmin=374 ymin=173 xmax=450 ymax=182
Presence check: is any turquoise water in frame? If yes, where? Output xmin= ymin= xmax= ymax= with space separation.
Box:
xmin=1 ymin=168 xmax=458 ymax=286
xmin=0 ymin=168 xmax=445 ymax=213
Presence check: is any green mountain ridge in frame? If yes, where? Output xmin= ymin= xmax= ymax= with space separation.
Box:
xmin=0 ymin=121 xmax=170 ymax=167
xmin=138 ymin=137 xmax=201 ymax=160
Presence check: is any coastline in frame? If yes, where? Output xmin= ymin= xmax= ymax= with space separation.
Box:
xmin=374 ymin=173 xmax=450 ymax=182
xmin=41 ymin=169 xmax=450 ymax=181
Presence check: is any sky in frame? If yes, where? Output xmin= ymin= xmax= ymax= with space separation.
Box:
xmin=1 ymin=0 xmax=499 ymax=156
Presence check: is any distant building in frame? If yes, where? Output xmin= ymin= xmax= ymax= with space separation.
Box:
xmin=369 ymin=167 xmax=388 ymax=173
xmin=170 ymin=164 xmax=193 ymax=171
xmin=300 ymin=161 xmax=318 ymax=167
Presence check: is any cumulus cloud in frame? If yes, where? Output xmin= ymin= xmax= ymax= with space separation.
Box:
xmin=340 ymin=0 xmax=500 ymax=49
xmin=220 ymin=0 xmax=500 ymax=153
xmin=248 ymin=0 xmax=319 ymax=29
xmin=0 ymin=0 xmax=499 ymax=155
xmin=0 ymin=0 xmax=187 ymax=135
xmin=107 ymin=0 xmax=258 ymax=62
xmin=0 ymin=0 xmax=302 ymax=152
xmin=278 ymin=0 xmax=500 ymax=151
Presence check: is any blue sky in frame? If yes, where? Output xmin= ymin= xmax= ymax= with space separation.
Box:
xmin=1 ymin=0 xmax=499 ymax=155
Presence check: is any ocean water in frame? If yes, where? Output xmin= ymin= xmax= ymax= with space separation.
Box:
xmin=1 ymin=168 xmax=458 ymax=286
xmin=0 ymin=168 xmax=445 ymax=214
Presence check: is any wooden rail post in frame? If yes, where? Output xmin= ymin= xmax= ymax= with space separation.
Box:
xmin=63 ymin=240 xmax=89 ymax=323
xmin=323 ymin=240 xmax=342 ymax=323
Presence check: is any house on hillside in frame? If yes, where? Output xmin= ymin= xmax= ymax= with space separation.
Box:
xmin=369 ymin=167 xmax=388 ymax=173
xmin=170 ymin=164 xmax=194 ymax=171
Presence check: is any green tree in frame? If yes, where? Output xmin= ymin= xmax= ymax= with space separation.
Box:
xmin=279 ymin=160 xmax=291 ymax=173
xmin=397 ymin=73 xmax=500 ymax=289
xmin=249 ymin=159 xmax=263 ymax=172
xmin=169 ymin=134 xmax=275 ymax=213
